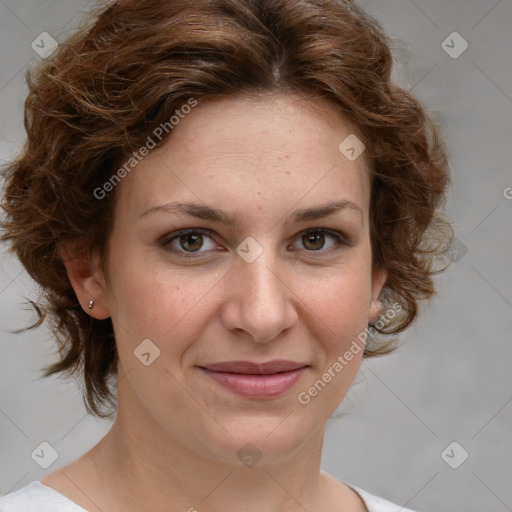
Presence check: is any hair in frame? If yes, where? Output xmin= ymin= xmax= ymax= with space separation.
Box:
xmin=1 ymin=0 xmax=452 ymax=419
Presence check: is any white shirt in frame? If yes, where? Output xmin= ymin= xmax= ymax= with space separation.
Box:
xmin=0 ymin=481 xmax=416 ymax=511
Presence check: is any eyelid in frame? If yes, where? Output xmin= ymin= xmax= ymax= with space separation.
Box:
xmin=159 ymin=228 xmax=219 ymax=257
xmin=160 ymin=227 xmax=352 ymax=258
xmin=298 ymin=227 xmax=351 ymax=246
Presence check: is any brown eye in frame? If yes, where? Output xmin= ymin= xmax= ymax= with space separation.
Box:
xmin=293 ymin=228 xmax=349 ymax=253
xmin=302 ymin=232 xmax=326 ymax=251
xmin=162 ymin=228 xmax=218 ymax=258
xmin=178 ymin=233 xmax=203 ymax=252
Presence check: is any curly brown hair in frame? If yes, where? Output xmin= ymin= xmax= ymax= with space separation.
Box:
xmin=1 ymin=0 xmax=452 ymax=419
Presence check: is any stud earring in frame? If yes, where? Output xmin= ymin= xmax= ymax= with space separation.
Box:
xmin=88 ymin=299 xmax=95 ymax=309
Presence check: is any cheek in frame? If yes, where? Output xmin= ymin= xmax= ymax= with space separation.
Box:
xmin=297 ymin=270 xmax=371 ymax=409
xmin=297 ymin=264 xmax=373 ymax=339
xmin=107 ymin=252 xmax=223 ymax=349
xmin=107 ymin=233 xmax=373 ymax=355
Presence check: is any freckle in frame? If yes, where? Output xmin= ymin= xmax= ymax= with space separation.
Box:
xmin=176 ymin=286 xmax=180 ymax=290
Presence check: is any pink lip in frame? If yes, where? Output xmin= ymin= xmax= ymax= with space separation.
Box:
xmin=198 ymin=360 xmax=308 ymax=398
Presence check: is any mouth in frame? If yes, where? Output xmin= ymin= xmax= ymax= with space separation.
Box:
xmin=198 ymin=360 xmax=309 ymax=399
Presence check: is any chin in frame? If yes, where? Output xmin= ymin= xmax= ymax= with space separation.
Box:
xmin=194 ymin=413 xmax=320 ymax=468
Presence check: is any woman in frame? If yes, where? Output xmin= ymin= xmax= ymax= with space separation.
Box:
xmin=0 ymin=0 xmax=451 ymax=510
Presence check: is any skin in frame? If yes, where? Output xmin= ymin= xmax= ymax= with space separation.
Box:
xmin=43 ymin=92 xmax=387 ymax=512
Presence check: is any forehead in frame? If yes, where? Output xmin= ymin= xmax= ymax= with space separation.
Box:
xmin=113 ymin=93 xmax=371 ymax=226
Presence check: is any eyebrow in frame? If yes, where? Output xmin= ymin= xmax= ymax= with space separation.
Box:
xmin=137 ymin=200 xmax=362 ymax=225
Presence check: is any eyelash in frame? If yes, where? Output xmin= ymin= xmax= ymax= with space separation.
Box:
xmin=160 ymin=227 xmax=351 ymax=259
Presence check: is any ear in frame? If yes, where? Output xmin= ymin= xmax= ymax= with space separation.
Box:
xmin=368 ymin=264 xmax=387 ymax=323
xmin=60 ymin=243 xmax=111 ymax=320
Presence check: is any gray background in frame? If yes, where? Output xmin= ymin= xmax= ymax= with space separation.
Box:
xmin=1 ymin=1 xmax=511 ymax=511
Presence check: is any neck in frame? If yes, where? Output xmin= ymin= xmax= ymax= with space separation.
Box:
xmin=92 ymin=402 xmax=332 ymax=512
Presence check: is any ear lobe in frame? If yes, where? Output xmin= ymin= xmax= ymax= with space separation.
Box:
xmin=368 ymin=264 xmax=387 ymax=323
xmin=60 ymin=243 xmax=111 ymax=319
xmin=368 ymin=298 xmax=383 ymax=322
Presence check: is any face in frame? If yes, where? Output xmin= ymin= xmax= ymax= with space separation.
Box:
xmin=71 ymin=92 xmax=386 ymax=465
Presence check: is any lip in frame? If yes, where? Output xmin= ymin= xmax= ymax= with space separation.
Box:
xmin=198 ymin=360 xmax=309 ymax=398
xmin=201 ymin=360 xmax=307 ymax=374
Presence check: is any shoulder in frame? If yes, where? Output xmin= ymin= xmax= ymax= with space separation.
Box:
xmin=0 ymin=481 xmax=87 ymax=512
xmin=322 ymin=471 xmax=418 ymax=512
xmin=347 ymin=483 xmax=418 ymax=512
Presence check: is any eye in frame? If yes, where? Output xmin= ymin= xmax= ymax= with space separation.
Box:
xmin=161 ymin=228 xmax=218 ymax=258
xmin=161 ymin=227 xmax=350 ymax=259
xmin=290 ymin=228 xmax=349 ymax=253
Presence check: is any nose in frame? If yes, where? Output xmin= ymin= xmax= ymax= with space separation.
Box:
xmin=220 ymin=248 xmax=298 ymax=343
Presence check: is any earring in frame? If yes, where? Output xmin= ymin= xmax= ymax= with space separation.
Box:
xmin=88 ymin=299 xmax=95 ymax=309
